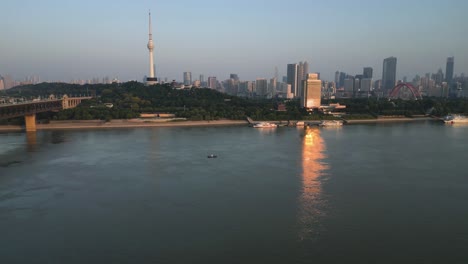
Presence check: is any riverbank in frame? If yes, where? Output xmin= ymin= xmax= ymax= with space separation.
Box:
xmin=344 ymin=116 xmax=438 ymax=124
xmin=0 ymin=117 xmax=442 ymax=132
xmin=0 ymin=119 xmax=250 ymax=132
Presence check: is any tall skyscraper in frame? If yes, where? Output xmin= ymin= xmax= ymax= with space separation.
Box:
xmin=382 ymin=57 xmax=397 ymax=92
xmin=146 ymin=11 xmax=157 ymax=85
xmin=303 ymin=61 xmax=309 ymax=77
xmin=183 ymin=72 xmax=192 ymax=86
xmin=298 ymin=62 xmax=304 ymax=96
xmin=255 ymin=78 xmax=268 ymax=97
xmin=339 ymin=72 xmax=346 ymax=88
xmin=301 ymin=73 xmax=321 ymax=109
xmin=335 ymin=71 xmax=340 ymax=86
xmin=297 ymin=61 xmax=309 ymax=99
xmin=208 ymin=77 xmax=217 ymax=90
xmin=287 ymin=64 xmax=298 ymax=96
xmin=446 ymin=56 xmax=454 ymax=85
xmin=363 ymin=67 xmax=373 ymax=79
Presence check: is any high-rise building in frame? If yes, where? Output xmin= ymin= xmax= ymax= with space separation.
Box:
xmin=298 ymin=62 xmax=305 ymax=97
xmin=199 ymin=74 xmax=206 ymax=87
xmin=183 ymin=72 xmax=192 ymax=86
xmin=146 ymin=11 xmax=157 ymax=85
xmin=301 ymin=73 xmax=321 ymax=109
xmin=354 ymin=78 xmax=361 ymax=93
xmin=286 ymin=84 xmax=293 ymax=99
xmin=339 ymin=72 xmax=346 ymax=88
xmin=248 ymin=82 xmax=255 ymax=94
xmin=433 ymin=69 xmax=444 ymax=85
xmin=303 ymin=61 xmax=309 ymax=78
xmin=208 ymin=77 xmax=217 ymax=90
xmin=269 ymin=78 xmax=277 ymax=97
xmin=335 ymin=71 xmax=340 ymax=86
xmin=287 ymin=64 xmax=298 ymax=96
xmin=230 ymin=74 xmax=239 ymax=81
xmin=382 ymin=57 xmax=397 ymax=92
xmin=224 ymin=78 xmax=238 ymax=96
xmin=297 ymin=61 xmax=309 ymax=99
xmin=344 ymin=78 xmax=354 ymax=93
xmin=446 ymin=56 xmax=454 ymax=85
xmin=363 ymin=67 xmax=373 ymax=79
xmin=239 ymin=81 xmax=250 ymax=96
xmin=255 ymin=78 xmax=268 ymax=97
xmin=298 ymin=62 xmax=304 ymax=90
xmin=360 ymin=78 xmax=373 ymax=92
xmin=0 ymin=78 xmax=4 ymax=90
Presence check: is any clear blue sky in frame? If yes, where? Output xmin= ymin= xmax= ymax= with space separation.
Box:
xmin=1 ymin=0 xmax=467 ymax=82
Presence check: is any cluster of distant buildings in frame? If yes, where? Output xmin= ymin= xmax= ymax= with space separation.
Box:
xmin=333 ymin=56 xmax=462 ymax=99
xmin=0 ymin=74 xmax=123 ymax=89
xmin=171 ymin=56 xmax=465 ymax=103
xmin=0 ymin=74 xmax=41 ymax=90
xmin=171 ymin=63 xmax=322 ymax=109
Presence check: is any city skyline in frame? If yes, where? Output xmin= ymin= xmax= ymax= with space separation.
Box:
xmin=1 ymin=0 xmax=468 ymax=82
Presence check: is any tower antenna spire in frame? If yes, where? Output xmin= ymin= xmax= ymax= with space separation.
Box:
xmin=148 ymin=10 xmax=153 ymax=40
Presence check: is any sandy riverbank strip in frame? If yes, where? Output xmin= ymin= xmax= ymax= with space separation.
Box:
xmin=344 ymin=117 xmax=439 ymax=124
xmin=0 ymin=117 xmax=442 ymax=132
xmin=0 ymin=119 xmax=250 ymax=132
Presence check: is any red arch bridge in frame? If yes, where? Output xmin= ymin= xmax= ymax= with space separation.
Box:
xmin=388 ymin=83 xmax=423 ymax=100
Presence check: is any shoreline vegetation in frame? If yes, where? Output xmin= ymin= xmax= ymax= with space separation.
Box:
xmin=0 ymin=117 xmax=440 ymax=132
xmin=2 ymin=82 xmax=463 ymax=132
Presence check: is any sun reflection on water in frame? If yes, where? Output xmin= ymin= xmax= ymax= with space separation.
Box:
xmin=298 ymin=127 xmax=329 ymax=241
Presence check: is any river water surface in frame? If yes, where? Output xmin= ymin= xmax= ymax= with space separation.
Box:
xmin=0 ymin=122 xmax=467 ymax=263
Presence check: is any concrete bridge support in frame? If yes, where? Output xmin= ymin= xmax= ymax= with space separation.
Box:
xmin=24 ymin=114 xmax=37 ymax=132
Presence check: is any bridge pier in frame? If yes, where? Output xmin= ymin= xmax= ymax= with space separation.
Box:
xmin=24 ymin=114 xmax=37 ymax=132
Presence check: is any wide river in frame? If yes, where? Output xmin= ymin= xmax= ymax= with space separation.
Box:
xmin=0 ymin=122 xmax=467 ymax=263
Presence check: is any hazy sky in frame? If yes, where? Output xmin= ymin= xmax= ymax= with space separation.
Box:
xmin=1 ymin=0 xmax=467 ymax=82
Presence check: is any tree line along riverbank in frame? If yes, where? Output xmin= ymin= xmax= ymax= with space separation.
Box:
xmin=2 ymin=82 xmax=467 ymax=126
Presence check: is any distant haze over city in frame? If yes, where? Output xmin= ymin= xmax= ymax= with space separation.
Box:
xmin=1 ymin=0 xmax=467 ymax=82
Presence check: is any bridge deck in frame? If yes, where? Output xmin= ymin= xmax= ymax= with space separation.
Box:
xmin=0 ymin=97 xmax=92 ymax=120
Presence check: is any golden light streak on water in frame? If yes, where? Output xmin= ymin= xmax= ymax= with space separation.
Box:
xmin=298 ymin=127 xmax=329 ymax=241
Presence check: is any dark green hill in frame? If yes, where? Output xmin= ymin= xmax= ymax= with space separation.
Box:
xmin=6 ymin=82 xmax=298 ymax=121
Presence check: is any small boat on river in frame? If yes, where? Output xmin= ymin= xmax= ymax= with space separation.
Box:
xmin=252 ymin=122 xmax=277 ymax=128
xmin=319 ymin=120 xmax=344 ymax=127
xmin=443 ymin=114 xmax=468 ymax=124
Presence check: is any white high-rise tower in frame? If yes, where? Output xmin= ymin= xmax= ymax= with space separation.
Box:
xmin=146 ymin=11 xmax=157 ymax=85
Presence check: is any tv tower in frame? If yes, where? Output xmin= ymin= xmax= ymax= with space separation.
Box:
xmin=146 ymin=11 xmax=157 ymax=85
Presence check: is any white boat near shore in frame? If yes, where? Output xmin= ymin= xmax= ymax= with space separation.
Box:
xmin=252 ymin=122 xmax=277 ymax=128
xmin=443 ymin=114 xmax=468 ymax=124
xmin=319 ymin=120 xmax=343 ymax=127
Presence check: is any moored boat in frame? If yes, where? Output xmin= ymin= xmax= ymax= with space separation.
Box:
xmin=319 ymin=120 xmax=343 ymax=127
xmin=252 ymin=122 xmax=277 ymax=128
xmin=443 ymin=114 xmax=468 ymax=124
